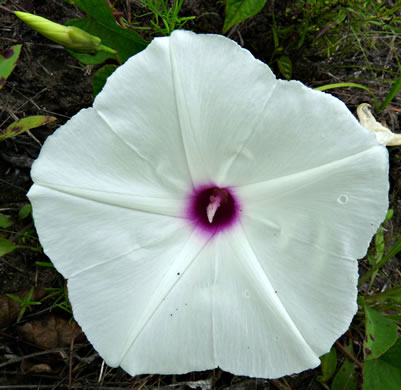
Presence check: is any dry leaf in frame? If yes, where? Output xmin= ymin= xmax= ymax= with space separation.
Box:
xmin=21 ymin=359 xmax=53 ymax=374
xmin=357 ymin=103 xmax=401 ymax=146
xmin=18 ymin=314 xmax=84 ymax=349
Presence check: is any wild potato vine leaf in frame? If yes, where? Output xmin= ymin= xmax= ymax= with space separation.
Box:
xmin=317 ymin=347 xmax=337 ymax=383
xmin=378 ymin=71 xmax=401 ymax=112
xmin=363 ymin=339 xmax=401 ymax=390
xmin=277 ymin=55 xmax=292 ymax=80
xmin=364 ymin=305 xmax=398 ymax=360
xmin=385 ymin=314 xmax=401 ymax=325
xmin=0 ymin=215 xmax=13 ymax=228
xmin=66 ymin=0 xmax=147 ymax=64
xmin=0 ymin=116 xmax=56 ymax=142
xmin=223 ymin=0 xmax=267 ymax=33
xmin=331 ymin=358 xmax=357 ymax=390
xmin=18 ymin=204 xmax=32 ymax=220
xmin=92 ymin=64 xmax=117 ymax=96
xmin=0 ymin=44 xmax=22 ymax=89
xmin=0 ymin=238 xmax=18 ymax=257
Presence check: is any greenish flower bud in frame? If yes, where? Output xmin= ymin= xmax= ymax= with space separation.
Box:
xmin=14 ymin=11 xmax=116 ymax=54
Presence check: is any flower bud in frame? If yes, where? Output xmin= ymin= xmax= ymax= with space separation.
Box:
xmin=14 ymin=11 xmax=116 ymax=54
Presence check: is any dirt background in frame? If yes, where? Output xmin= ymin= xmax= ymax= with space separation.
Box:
xmin=0 ymin=0 xmax=400 ymax=389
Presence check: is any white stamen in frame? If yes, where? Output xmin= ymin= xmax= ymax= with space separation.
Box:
xmin=206 ymin=195 xmax=222 ymax=223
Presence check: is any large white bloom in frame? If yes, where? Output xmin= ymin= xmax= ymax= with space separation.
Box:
xmin=28 ymin=30 xmax=388 ymax=379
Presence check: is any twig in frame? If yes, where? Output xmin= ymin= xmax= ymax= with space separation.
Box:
xmin=0 ymin=257 xmax=26 ymax=273
xmin=0 ymin=349 xmax=67 ymax=368
xmin=26 ymin=129 xmax=42 ymax=146
xmin=0 ymin=4 xmax=13 ymax=13
xmin=0 ymin=178 xmax=26 ymax=192
xmin=9 ymin=222 xmax=34 ymax=243
xmin=68 ymin=322 xmax=76 ymax=390
xmin=335 ymin=341 xmax=364 ymax=369
xmin=126 ymin=0 xmax=131 ymax=23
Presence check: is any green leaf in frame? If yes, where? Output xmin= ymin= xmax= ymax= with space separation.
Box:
xmin=0 ymin=238 xmax=18 ymax=257
xmin=384 ymin=208 xmax=394 ymax=222
xmin=0 ymin=115 xmax=56 ymax=142
xmin=317 ymin=347 xmax=337 ymax=383
xmin=72 ymin=0 xmax=122 ymax=27
xmin=35 ymin=261 xmax=54 ymax=268
xmin=379 ymin=73 xmax=401 ymax=111
xmin=277 ymin=55 xmax=292 ymax=80
xmin=223 ymin=0 xmax=267 ymax=33
xmin=0 ymin=215 xmax=13 ymax=228
xmin=65 ymin=0 xmax=147 ymax=64
xmin=0 ymin=44 xmax=22 ymax=90
xmin=381 ymin=236 xmax=401 ymax=264
xmin=92 ymin=64 xmax=117 ymax=96
xmin=365 ymin=285 xmax=401 ymax=304
xmin=315 ymin=82 xmax=372 ymax=93
xmin=385 ymin=315 xmax=401 ymax=325
xmin=364 ymin=306 xmax=398 ymax=360
xmin=363 ymin=339 xmax=401 ymax=390
xmin=331 ymin=359 xmax=357 ymax=390
xmin=359 ymin=234 xmax=401 ymax=286
xmin=66 ymin=17 xmax=146 ymax=64
xmin=18 ymin=204 xmax=32 ymax=220
xmin=6 ymin=293 xmax=23 ymax=304
xmin=314 ymin=82 xmax=379 ymax=109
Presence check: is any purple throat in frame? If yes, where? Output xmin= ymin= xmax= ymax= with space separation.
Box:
xmin=188 ymin=185 xmax=239 ymax=234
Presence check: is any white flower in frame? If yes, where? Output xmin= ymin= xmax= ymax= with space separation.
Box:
xmin=28 ymin=30 xmax=388 ymax=379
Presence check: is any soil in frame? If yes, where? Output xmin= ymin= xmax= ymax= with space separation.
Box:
xmin=0 ymin=0 xmax=400 ymax=389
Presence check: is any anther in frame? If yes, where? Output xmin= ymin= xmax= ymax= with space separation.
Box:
xmin=206 ymin=195 xmax=222 ymax=223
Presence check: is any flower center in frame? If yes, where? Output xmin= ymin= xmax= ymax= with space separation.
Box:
xmin=188 ymin=186 xmax=238 ymax=234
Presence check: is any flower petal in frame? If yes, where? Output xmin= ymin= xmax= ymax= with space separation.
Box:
xmin=236 ymin=144 xmax=388 ymax=356
xmin=68 ymin=230 xmax=210 ymax=369
xmin=238 ymin=145 xmax=388 ymax=260
xmin=213 ymin=227 xmax=320 ymax=378
xmin=118 ymin=226 xmax=320 ymax=378
xmin=28 ymin=185 xmax=190 ymax=278
xmin=240 ymin=214 xmax=358 ymax=357
xmin=93 ymin=35 xmax=192 ymax=189
xmin=223 ymin=80 xmax=381 ymax=186
xmin=30 ymin=108 xmax=189 ymax=203
xmin=163 ymin=30 xmax=277 ymax=184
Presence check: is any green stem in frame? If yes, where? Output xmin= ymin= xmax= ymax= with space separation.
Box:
xmin=364 ymin=285 xmax=401 ymax=303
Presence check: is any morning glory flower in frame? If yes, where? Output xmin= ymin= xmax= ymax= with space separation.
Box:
xmin=28 ymin=30 xmax=388 ymax=379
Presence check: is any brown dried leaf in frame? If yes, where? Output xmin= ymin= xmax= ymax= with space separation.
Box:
xmin=18 ymin=314 xmax=83 ymax=349
xmin=21 ymin=359 xmax=53 ymax=374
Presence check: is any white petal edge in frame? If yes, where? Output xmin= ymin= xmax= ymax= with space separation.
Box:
xmin=93 ymin=34 xmax=193 ymax=189
xmin=236 ymin=144 xmax=388 ymax=356
xmin=160 ymin=30 xmax=278 ymax=185
xmin=120 ymin=226 xmax=321 ymax=378
xmin=30 ymin=107 xmax=191 ymax=199
xmin=28 ymin=185 xmax=191 ymax=278
xmin=222 ymin=79 xmax=381 ymax=187
xmin=68 ymin=229 xmax=210 ymax=368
